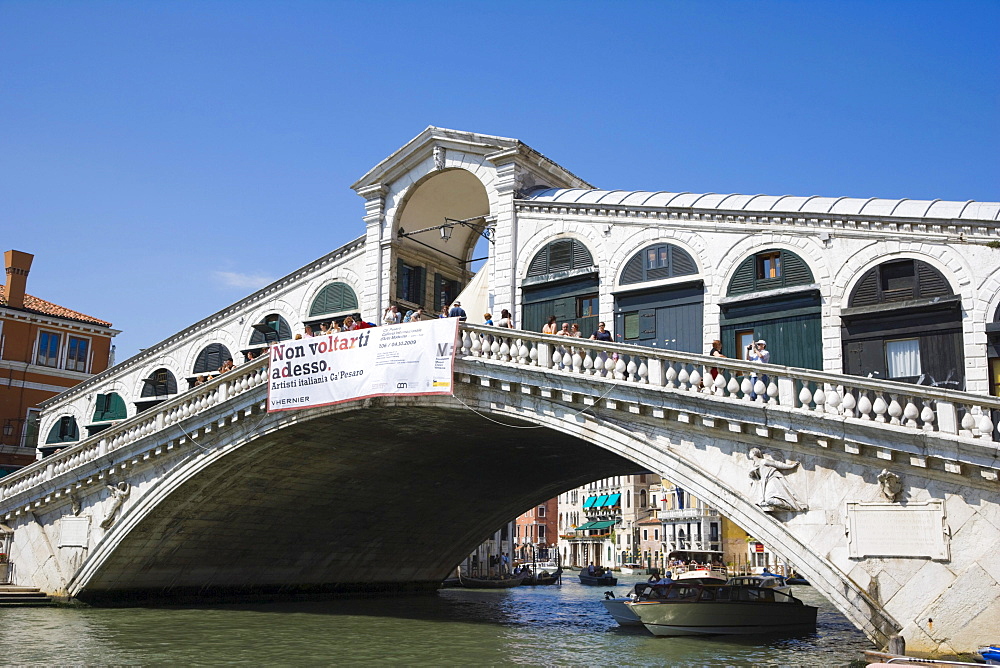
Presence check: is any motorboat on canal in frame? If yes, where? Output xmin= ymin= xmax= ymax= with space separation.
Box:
xmin=673 ymin=565 xmax=728 ymax=585
xmin=602 ymin=584 xmax=650 ymax=627
xmin=579 ymin=568 xmax=617 ymax=586
xmin=619 ymin=563 xmax=644 ymax=575
xmin=625 ymin=581 xmax=818 ymax=637
xmin=726 ymin=573 xmax=792 ymax=595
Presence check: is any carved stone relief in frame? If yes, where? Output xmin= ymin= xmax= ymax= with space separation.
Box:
xmin=747 ymin=448 xmax=808 ymax=512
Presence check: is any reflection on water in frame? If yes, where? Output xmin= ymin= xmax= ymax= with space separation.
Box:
xmin=0 ymin=576 xmax=872 ymax=666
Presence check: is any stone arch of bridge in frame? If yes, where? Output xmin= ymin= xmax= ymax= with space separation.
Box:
xmin=65 ymin=392 xmax=895 ymax=646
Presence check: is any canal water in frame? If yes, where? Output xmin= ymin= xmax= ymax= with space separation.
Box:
xmin=1 ymin=575 xmax=872 ymax=666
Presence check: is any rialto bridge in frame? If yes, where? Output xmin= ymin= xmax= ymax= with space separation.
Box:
xmin=8 ymin=127 xmax=1000 ymax=656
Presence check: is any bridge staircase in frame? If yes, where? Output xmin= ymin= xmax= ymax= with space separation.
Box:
xmin=0 ymin=586 xmax=57 ymax=607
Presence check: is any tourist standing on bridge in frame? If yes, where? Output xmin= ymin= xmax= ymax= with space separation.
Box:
xmin=708 ymin=339 xmax=726 ymax=380
xmin=438 ymin=305 xmax=450 ymax=318
xmin=542 ymin=315 xmax=557 ymax=334
xmin=382 ymin=305 xmax=401 ymax=325
xmin=449 ymin=301 xmax=467 ymax=321
xmin=497 ymin=309 xmax=514 ymax=328
xmin=590 ymin=322 xmax=611 ymax=341
xmin=748 ymin=339 xmax=770 ymax=399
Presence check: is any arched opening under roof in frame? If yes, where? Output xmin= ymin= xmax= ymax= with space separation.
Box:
xmin=522 ymin=239 xmax=599 ymax=335
xmin=841 ymin=259 xmax=963 ymax=388
xmin=614 ymin=243 xmax=703 ymax=353
xmin=42 ymin=415 xmax=79 ymax=456
xmin=720 ymin=249 xmax=821 ymax=369
xmin=393 ymin=169 xmax=491 ymax=315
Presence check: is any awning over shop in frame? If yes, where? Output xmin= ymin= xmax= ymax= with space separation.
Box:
xmin=582 ymin=496 xmax=597 ymax=509
xmin=593 ymin=494 xmax=609 ymax=507
xmin=604 ymin=493 xmax=621 ymax=507
xmin=574 ymin=521 xmax=596 ymax=531
xmin=588 ymin=520 xmax=616 ymax=530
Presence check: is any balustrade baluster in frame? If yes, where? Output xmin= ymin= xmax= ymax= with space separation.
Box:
xmin=626 ymin=357 xmax=638 ymax=382
xmin=638 ymin=359 xmax=649 ymax=384
xmin=583 ymin=349 xmax=595 ymax=375
xmin=470 ymin=333 xmax=482 ymax=357
xmin=858 ymin=392 xmax=873 ymax=420
xmin=604 ymin=354 xmax=616 ymax=378
xmin=873 ymin=395 xmax=888 ymax=423
xmin=903 ymin=400 xmax=920 ymax=428
xmin=518 ymin=340 xmax=529 ymax=365
xmin=552 ymin=347 xmax=563 ymax=370
xmin=920 ymin=404 xmax=936 ymax=431
xmin=499 ymin=338 xmax=511 ymax=361
xmin=813 ymin=385 xmax=826 ymax=412
xmin=573 ymin=349 xmax=584 ymax=374
xmin=824 ymin=385 xmax=841 ymax=414
xmin=677 ymin=367 xmax=690 ymax=390
xmin=799 ymin=383 xmax=814 ymax=409
xmin=665 ymin=364 xmax=678 ymax=389
xmin=740 ymin=376 xmax=753 ymax=400
xmin=841 ymin=389 xmax=857 ymax=418
xmin=614 ymin=356 xmax=627 ymax=380
xmin=887 ymin=396 xmax=903 ymax=425
xmin=689 ymin=368 xmax=702 ymax=392
xmin=977 ymin=411 xmax=995 ymax=440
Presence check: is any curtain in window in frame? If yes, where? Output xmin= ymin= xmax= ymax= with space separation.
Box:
xmin=886 ymin=339 xmax=921 ymax=377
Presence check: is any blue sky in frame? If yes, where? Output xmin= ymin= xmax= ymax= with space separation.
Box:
xmin=2 ymin=1 xmax=997 ymax=361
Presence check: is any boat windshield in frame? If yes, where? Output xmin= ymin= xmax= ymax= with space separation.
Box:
xmin=639 ymin=583 xmax=802 ymax=605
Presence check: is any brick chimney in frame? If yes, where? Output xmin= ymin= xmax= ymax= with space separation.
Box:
xmin=3 ymin=250 xmax=33 ymax=309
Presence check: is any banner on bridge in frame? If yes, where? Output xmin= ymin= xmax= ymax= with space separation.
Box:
xmin=267 ymin=317 xmax=459 ymax=412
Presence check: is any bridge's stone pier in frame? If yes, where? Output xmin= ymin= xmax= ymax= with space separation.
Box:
xmin=10 ymin=127 xmax=1000 ymax=657
xmin=2 ymin=329 xmax=999 ymax=656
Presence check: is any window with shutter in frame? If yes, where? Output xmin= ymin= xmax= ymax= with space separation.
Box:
xmin=141 ymin=369 xmax=177 ymax=398
xmin=194 ymin=343 xmax=232 ymax=374
xmin=620 ymin=244 xmax=698 ymax=285
xmin=249 ymin=315 xmax=292 ymax=345
xmin=848 ymin=260 xmax=953 ymax=308
xmin=46 ymin=416 xmax=79 ymax=444
xmin=727 ymin=250 xmax=813 ymax=295
xmin=309 ymin=282 xmax=359 ymax=317
xmin=527 ymin=239 xmax=595 ymax=277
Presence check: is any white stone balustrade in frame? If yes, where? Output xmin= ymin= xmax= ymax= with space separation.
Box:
xmin=459 ymin=324 xmax=1000 ymax=441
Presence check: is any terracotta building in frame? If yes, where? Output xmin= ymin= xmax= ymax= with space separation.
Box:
xmin=514 ymin=497 xmax=557 ymax=562
xmin=0 ymin=250 xmax=117 ymax=473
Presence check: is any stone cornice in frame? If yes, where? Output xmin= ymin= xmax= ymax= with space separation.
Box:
xmin=0 ymin=309 xmax=120 ymax=336
xmin=515 ymin=200 xmax=1000 ymax=242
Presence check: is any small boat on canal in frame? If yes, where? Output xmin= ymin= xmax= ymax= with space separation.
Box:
xmin=625 ymin=581 xmax=818 ymax=637
xmin=619 ymin=563 xmax=643 ymax=575
xmin=673 ymin=565 xmax=728 ymax=585
xmin=458 ymin=572 xmax=528 ymax=589
xmin=579 ymin=569 xmax=617 ymax=586
xmin=522 ymin=568 xmax=562 ymax=586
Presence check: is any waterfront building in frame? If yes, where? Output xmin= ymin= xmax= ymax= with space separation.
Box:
xmin=557 ymin=473 xmax=657 ymax=569
xmin=0 ymin=250 xmax=117 ymax=473
xmin=513 ymin=497 xmax=557 ymax=563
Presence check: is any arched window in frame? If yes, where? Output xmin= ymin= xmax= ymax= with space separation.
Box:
xmin=620 ymin=243 xmax=698 ymax=284
xmin=45 ymin=416 xmax=79 ymax=444
xmin=193 ymin=343 xmax=233 ymax=375
xmin=527 ymin=238 xmax=594 ymax=277
xmin=640 ymin=489 xmax=647 ymax=508
xmin=848 ymin=259 xmax=953 ymax=307
xmin=627 ymin=490 xmax=631 ymax=508
xmin=249 ymin=314 xmax=292 ymax=346
xmin=309 ymin=282 xmax=359 ymax=318
xmin=727 ymin=249 xmax=814 ymax=296
xmin=93 ymin=393 xmax=126 ymax=422
xmin=141 ymin=368 xmax=177 ymax=398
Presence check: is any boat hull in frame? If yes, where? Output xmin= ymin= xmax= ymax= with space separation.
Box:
xmin=579 ymin=572 xmax=617 ymax=586
xmin=628 ymin=599 xmax=817 ymax=637
xmin=602 ymin=598 xmax=644 ymax=626
xmin=458 ymin=574 xmax=526 ymax=589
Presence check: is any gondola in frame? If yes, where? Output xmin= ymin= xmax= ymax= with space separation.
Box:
xmin=522 ymin=568 xmax=562 ymax=586
xmin=457 ymin=572 xmax=527 ymax=589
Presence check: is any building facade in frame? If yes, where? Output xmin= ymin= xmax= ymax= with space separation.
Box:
xmin=557 ymin=473 xmax=657 ymax=569
xmin=0 ymin=251 xmax=117 ymax=472
xmin=513 ymin=497 xmax=557 ymax=563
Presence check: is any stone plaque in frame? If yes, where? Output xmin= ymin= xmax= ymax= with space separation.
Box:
xmin=846 ymin=500 xmax=948 ymax=560
xmin=59 ymin=516 xmax=90 ymax=548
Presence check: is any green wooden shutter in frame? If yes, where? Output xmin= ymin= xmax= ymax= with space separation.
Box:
xmin=780 ymin=251 xmax=814 ymax=286
xmin=728 ymin=256 xmax=757 ymax=295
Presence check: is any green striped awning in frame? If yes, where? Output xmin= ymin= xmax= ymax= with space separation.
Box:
xmin=574 ymin=521 xmax=596 ymax=531
xmin=588 ymin=520 xmax=616 ymax=530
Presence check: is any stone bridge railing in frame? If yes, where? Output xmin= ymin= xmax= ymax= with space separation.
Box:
xmin=458 ymin=325 xmax=1000 ymax=466
xmin=4 ymin=323 xmax=1000 ymax=511
xmin=0 ymin=360 xmax=271 ymax=508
